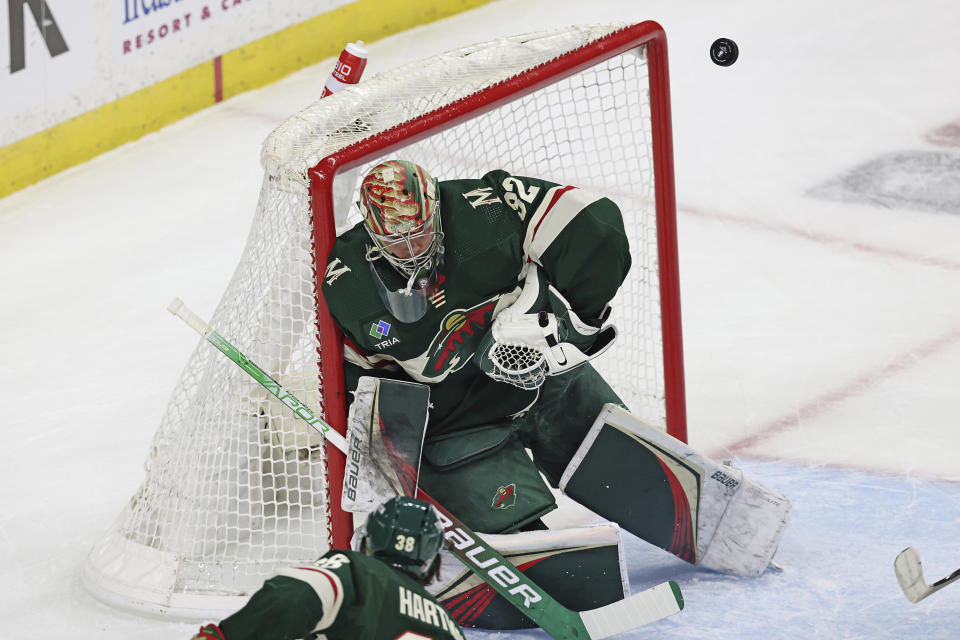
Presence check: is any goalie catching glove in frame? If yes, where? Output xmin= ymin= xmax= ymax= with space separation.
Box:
xmin=474 ymin=263 xmax=617 ymax=389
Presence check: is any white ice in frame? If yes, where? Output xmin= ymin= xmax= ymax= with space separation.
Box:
xmin=1 ymin=0 xmax=959 ymax=638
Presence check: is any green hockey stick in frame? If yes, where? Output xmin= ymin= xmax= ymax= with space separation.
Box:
xmin=168 ymin=297 xmax=683 ymax=639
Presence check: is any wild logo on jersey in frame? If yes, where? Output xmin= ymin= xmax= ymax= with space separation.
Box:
xmin=422 ymin=300 xmax=497 ymax=377
xmin=491 ymin=483 xmax=517 ymax=510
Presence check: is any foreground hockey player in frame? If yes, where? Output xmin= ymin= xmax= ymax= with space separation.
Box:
xmin=190 ymin=497 xmax=461 ymax=640
xmin=322 ymin=160 xmax=791 ymax=577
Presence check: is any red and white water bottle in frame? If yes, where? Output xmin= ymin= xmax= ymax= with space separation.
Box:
xmin=320 ymin=40 xmax=368 ymax=98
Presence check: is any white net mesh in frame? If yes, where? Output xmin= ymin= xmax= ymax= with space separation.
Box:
xmin=83 ymin=22 xmax=674 ymax=619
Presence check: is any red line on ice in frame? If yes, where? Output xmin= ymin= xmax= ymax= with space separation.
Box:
xmin=680 ymin=204 xmax=960 ymax=272
xmin=719 ymin=325 xmax=960 ymax=456
xmin=677 ymin=202 xmax=960 ymax=458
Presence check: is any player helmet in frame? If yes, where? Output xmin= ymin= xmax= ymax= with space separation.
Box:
xmin=363 ymin=496 xmax=444 ymax=579
xmin=359 ymin=160 xmax=444 ymax=280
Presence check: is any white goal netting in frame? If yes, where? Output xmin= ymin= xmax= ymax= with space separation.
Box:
xmin=83 ymin=22 xmax=679 ymax=620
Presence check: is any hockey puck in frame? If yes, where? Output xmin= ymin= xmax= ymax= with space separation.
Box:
xmin=710 ymin=38 xmax=739 ymax=67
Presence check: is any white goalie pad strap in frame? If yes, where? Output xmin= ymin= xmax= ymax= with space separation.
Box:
xmin=560 ymin=404 xmax=791 ymax=577
xmin=349 ymin=512 xmax=370 ymax=552
xmin=540 ymin=283 xmax=617 ymax=374
xmin=428 ymin=524 xmax=629 ymax=600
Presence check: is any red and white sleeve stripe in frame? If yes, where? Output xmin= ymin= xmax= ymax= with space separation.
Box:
xmin=275 ymin=566 xmax=345 ymax=631
xmin=343 ymin=337 xmax=399 ymax=371
xmin=522 ymin=185 xmax=605 ymax=264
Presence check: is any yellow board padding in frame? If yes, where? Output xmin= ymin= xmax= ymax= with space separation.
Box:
xmin=0 ymin=0 xmax=493 ymax=200
xmin=1 ymin=62 xmax=215 ymax=200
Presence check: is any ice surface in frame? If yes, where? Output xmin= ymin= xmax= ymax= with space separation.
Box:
xmin=1 ymin=1 xmax=959 ymax=638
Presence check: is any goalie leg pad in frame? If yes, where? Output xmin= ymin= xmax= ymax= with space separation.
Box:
xmin=341 ymin=377 xmax=431 ymax=513
xmin=515 ymin=362 xmax=624 ymax=487
xmin=419 ymin=426 xmax=558 ymax=534
xmin=696 ymin=463 xmax=792 ymax=576
xmin=559 ymin=404 xmax=791 ymax=577
xmin=429 ymin=524 xmax=628 ymax=629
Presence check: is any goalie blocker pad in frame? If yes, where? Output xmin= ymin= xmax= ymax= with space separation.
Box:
xmin=428 ymin=524 xmax=628 ymax=630
xmin=559 ymin=404 xmax=792 ymax=577
xmin=342 ymin=377 xmax=430 ymax=513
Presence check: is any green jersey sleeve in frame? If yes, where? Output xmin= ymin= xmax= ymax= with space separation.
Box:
xmin=219 ymin=550 xmax=463 ymax=640
xmin=479 ymin=169 xmax=632 ymax=319
xmin=279 ymin=550 xmax=464 ymax=640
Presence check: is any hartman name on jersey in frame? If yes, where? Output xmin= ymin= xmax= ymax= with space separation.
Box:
xmin=398 ymin=585 xmax=464 ymax=640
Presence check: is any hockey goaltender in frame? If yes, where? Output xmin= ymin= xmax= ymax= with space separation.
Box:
xmin=321 ymin=158 xmax=792 ymax=585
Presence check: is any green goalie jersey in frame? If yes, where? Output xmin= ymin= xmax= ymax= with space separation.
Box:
xmin=219 ymin=550 xmax=463 ymax=640
xmin=321 ymin=170 xmax=631 ymax=436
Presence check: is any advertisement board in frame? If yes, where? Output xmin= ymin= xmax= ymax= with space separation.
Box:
xmin=1 ymin=0 xmax=347 ymax=146
xmin=0 ymin=0 xmax=491 ymax=198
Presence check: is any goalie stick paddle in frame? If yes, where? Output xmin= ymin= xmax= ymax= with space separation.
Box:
xmin=168 ymin=297 xmax=684 ymax=639
xmin=894 ymin=546 xmax=960 ymax=603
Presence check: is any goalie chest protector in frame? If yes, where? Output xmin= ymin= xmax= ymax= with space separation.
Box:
xmin=323 ymin=170 xmax=627 ymax=435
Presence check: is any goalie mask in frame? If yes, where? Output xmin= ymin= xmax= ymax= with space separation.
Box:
xmin=360 ymin=160 xmax=444 ymax=322
xmin=360 ymin=160 xmax=444 ymax=278
xmin=363 ymin=496 xmax=444 ymax=579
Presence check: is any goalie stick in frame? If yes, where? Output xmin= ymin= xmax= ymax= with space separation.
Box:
xmin=168 ymin=297 xmax=684 ymax=639
xmin=894 ymin=547 xmax=960 ymax=603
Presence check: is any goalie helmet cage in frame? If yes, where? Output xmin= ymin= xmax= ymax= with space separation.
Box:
xmin=82 ymin=21 xmax=686 ymax=620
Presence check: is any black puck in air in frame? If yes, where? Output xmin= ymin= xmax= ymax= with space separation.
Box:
xmin=710 ymin=38 xmax=739 ymax=67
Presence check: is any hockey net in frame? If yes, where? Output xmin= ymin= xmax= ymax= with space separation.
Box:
xmin=82 ymin=21 xmax=685 ymax=620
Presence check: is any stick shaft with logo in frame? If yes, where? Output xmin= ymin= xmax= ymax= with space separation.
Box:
xmin=167 ymin=297 xmax=684 ymax=639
